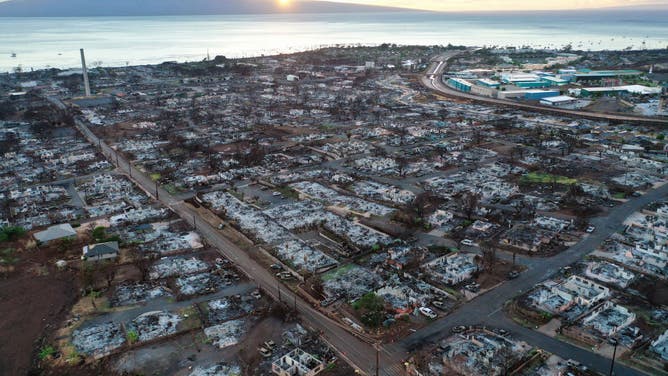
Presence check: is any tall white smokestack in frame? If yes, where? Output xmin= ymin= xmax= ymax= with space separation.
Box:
xmin=80 ymin=48 xmax=91 ymax=97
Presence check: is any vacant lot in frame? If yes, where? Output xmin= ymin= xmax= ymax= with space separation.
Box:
xmin=0 ymin=273 xmax=76 ymax=375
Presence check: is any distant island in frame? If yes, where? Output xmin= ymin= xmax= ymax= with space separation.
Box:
xmin=0 ymin=0 xmax=406 ymax=17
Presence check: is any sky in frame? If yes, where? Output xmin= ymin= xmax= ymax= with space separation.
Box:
xmin=316 ymin=0 xmax=663 ymax=11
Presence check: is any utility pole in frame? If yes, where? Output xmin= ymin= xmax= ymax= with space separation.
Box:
xmin=609 ymin=338 xmax=618 ymax=376
xmin=193 ymin=215 xmax=196 ymax=228
xmin=277 ymin=282 xmax=281 ymax=301
xmin=155 ymin=181 xmax=159 ymax=199
xmin=375 ymin=342 xmax=380 ymax=376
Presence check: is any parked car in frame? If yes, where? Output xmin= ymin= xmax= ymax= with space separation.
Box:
xmin=320 ymin=296 xmax=339 ymax=307
xmin=465 ymin=283 xmax=480 ymax=293
xmin=270 ymin=263 xmax=283 ymax=270
xmin=251 ymin=290 xmax=262 ymax=299
xmin=264 ymin=340 xmax=276 ymax=350
xmin=432 ymin=300 xmax=447 ymax=310
xmin=507 ymin=270 xmax=520 ymax=279
xmin=419 ymin=307 xmax=437 ymax=319
xmin=586 ymin=225 xmax=596 ymax=233
xmin=258 ymin=347 xmax=272 ymax=358
xmin=460 ymin=239 xmax=475 ymax=247
xmin=451 ymin=325 xmax=467 ymax=334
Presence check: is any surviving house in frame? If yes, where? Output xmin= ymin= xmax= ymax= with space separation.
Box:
xmin=34 ymin=223 xmax=77 ymax=243
xmin=82 ymin=241 xmax=119 ymax=261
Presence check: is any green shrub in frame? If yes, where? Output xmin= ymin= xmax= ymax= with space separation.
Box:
xmin=0 ymin=248 xmax=18 ymax=265
xmin=126 ymin=330 xmax=139 ymax=344
xmin=92 ymin=226 xmax=107 ymax=242
xmin=38 ymin=345 xmax=56 ymax=360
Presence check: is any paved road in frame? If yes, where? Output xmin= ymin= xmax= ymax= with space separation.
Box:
xmin=421 ymin=58 xmax=668 ymax=126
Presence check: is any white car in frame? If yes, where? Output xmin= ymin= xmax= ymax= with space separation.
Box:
xmin=586 ymin=226 xmax=596 ymax=233
xmin=258 ymin=347 xmax=272 ymax=358
xmin=460 ymin=239 xmax=474 ymax=247
xmin=419 ymin=307 xmax=437 ymax=319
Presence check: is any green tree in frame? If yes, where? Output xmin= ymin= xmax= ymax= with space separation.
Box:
xmin=91 ymin=226 xmax=107 ymax=242
xmin=352 ymin=292 xmax=386 ymax=327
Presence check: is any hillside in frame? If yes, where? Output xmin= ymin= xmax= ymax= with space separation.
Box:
xmin=0 ymin=0 xmax=406 ymax=16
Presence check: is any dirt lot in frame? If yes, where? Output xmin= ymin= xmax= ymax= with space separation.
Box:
xmin=0 ymin=233 xmax=87 ymax=376
xmin=476 ymin=259 xmax=519 ymax=289
xmin=633 ymin=277 xmax=668 ymax=306
xmin=0 ymin=270 xmax=77 ymax=375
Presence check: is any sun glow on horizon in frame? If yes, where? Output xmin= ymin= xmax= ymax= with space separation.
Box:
xmin=278 ymin=0 xmax=292 ymax=7
xmin=321 ymin=0 xmax=661 ymax=12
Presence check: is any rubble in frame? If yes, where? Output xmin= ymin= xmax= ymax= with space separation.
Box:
xmin=112 ymin=282 xmax=173 ymax=307
xmin=423 ymin=253 xmax=479 ymax=286
xmin=150 ymin=256 xmax=209 ymax=280
xmin=188 ymin=363 xmax=242 ymax=376
xmin=72 ymin=322 xmax=126 ymax=357
xmin=127 ymin=310 xmax=183 ymax=342
xmin=205 ymin=296 xmax=255 ymax=324
xmin=203 ymin=319 xmax=246 ymax=349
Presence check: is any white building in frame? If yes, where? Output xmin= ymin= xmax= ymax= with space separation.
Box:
xmin=540 ymin=95 xmax=577 ymax=106
xmin=499 ymin=72 xmax=540 ymax=83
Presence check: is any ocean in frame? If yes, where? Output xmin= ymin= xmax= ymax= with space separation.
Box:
xmin=0 ymin=10 xmax=667 ymax=72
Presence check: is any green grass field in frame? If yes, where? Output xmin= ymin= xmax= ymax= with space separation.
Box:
xmin=322 ymin=264 xmax=355 ymax=282
xmin=520 ymin=172 xmax=577 ymax=185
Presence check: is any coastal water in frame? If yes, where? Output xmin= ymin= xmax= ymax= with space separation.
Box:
xmin=0 ymin=11 xmax=667 ymax=72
